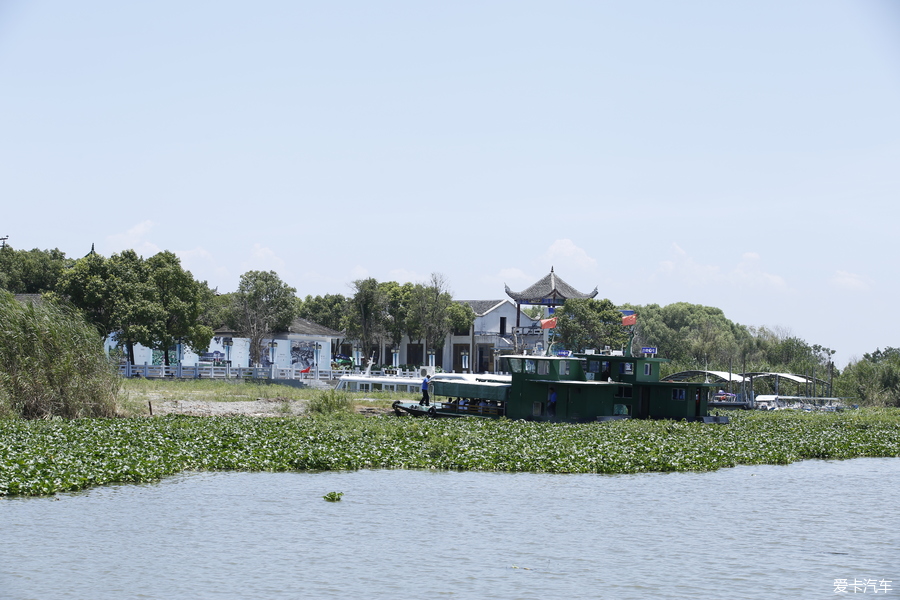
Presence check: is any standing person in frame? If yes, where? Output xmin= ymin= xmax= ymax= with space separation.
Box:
xmin=547 ymin=386 xmax=557 ymax=418
xmin=419 ymin=374 xmax=431 ymax=406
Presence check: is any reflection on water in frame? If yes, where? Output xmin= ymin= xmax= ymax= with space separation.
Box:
xmin=2 ymin=458 xmax=898 ymax=599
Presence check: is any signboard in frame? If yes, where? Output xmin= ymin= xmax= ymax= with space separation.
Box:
xmin=641 ymin=347 xmax=658 ymax=355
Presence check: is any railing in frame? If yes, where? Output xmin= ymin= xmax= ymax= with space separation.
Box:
xmin=118 ymin=363 xmax=350 ymax=381
xmin=117 ymin=364 xmax=424 ymax=381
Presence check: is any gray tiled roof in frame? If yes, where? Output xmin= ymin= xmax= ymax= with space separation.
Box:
xmin=287 ymin=317 xmax=343 ymax=337
xmin=458 ymin=299 xmax=507 ymax=316
xmin=214 ymin=318 xmax=342 ymax=338
xmin=504 ymin=267 xmax=598 ymax=303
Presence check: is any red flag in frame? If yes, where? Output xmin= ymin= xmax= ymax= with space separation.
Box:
xmin=540 ymin=317 xmax=557 ymax=329
xmin=622 ymin=314 xmax=636 ymax=326
xmin=299 ymin=366 xmax=312 ymax=373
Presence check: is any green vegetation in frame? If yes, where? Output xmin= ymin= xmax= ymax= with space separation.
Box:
xmin=0 ymin=292 xmax=118 ymax=419
xmin=323 ymin=491 xmax=344 ymax=502
xmin=2 ymin=409 xmax=898 ymax=496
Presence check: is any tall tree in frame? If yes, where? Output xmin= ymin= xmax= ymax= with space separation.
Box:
xmin=106 ymin=250 xmax=164 ymax=364
xmin=297 ymin=293 xmax=348 ymax=358
xmin=406 ymin=273 xmax=455 ymax=357
xmin=56 ymin=252 xmax=116 ymax=336
xmin=229 ymin=270 xmax=297 ymax=366
xmin=344 ymin=278 xmax=386 ymax=364
xmin=0 ymin=245 xmax=70 ymax=294
xmin=379 ymin=281 xmax=415 ymax=355
xmin=145 ymin=251 xmax=214 ymax=366
xmin=554 ymin=298 xmax=628 ymax=353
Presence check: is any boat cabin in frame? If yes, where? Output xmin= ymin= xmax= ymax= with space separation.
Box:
xmin=428 ymin=353 xmax=722 ymax=422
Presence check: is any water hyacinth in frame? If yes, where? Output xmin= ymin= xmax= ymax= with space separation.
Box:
xmin=1 ymin=409 xmax=899 ymax=496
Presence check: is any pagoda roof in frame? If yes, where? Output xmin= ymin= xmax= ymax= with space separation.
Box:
xmin=504 ymin=267 xmax=598 ymax=304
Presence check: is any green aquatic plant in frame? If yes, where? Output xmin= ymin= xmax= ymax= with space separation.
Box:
xmin=1 ymin=408 xmax=898 ymax=496
xmin=323 ymin=491 xmax=344 ymax=502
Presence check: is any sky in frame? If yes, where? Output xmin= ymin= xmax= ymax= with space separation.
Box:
xmin=2 ymin=1 xmax=899 ymax=366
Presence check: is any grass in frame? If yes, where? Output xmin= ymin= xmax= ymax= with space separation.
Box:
xmin=1 ymin=407 xmax=899 ymax=496
xmin=117 ymin=379 xmax=406 ymax=416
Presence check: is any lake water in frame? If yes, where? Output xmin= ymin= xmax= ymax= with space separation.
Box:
xmin=2 ymin=458 xmax=898 ymax=599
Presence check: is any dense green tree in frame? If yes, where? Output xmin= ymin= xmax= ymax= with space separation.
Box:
xmin=836 ymin=348 xmax=900 ymax=406
xmin=554 ymin=298 xmax=628 ymax=353
xmin=106 ymin=250 xmax=164 ymax=364
xmin=297 ymin=292 xmax=348 ymax=358
xmin=379 ymin=281 xmax=415 ymax=355
xmin=228 ymin=270 xmax=297 ymax=366
xmin=145 ymin=252 xmax=214 ymax=366
xmin=0 ymin=245 xmax=70 ymax=294
xmin=56 ymin=252 xmax=116 ymax=336
xmin=406 ymin=274 xmax=455 ymax=357
xmin=344 ymin=278 xmax=387 ymax=364
xmin=447 ymin=301 xmax=476 ymax=338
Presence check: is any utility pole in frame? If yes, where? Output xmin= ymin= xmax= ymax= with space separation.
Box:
xmin=0 ymin=236 xmax=8 ymax=248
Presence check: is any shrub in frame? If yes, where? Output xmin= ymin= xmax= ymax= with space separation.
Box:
xmin=306 ymin=389 xmax=354 ymax=415
xmin=0 ymin=292 xmax=119 ymax=418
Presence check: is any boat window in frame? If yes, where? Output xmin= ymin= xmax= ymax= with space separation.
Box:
xmin=525 ymin=359 xmax=536 ymax=374
xmin=359 ymin=383 xmax=370 ymax=392
xmin=619 ymin=362 xmax=634 ymax=375
xmin=672 ymin=389 xmax=686 ymax=400
xmin=560 ymin=361 xmax=570 ymax=375
xmin=615 ymin=386 xmax=633 ymax=398
xmin=507 ymin=358 xmax=522 ymax=373
xmin=537 ymin=361 xmax=550 ymax=375
xmin=613 ymin=404 xmax=631 ymax=415
xmin=587 ymin=361 xmax=600 ymax=373
xmin=644 ymin=363 xmax=652 ymax=376
xmin=532 ymin=401 xmax=543 ymax=417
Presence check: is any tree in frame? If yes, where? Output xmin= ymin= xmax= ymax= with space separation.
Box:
xmin=343 ymin=278 xmax=387 ymax=363
xmin=145 ymin=251 xmax=214 ymax=366
xmin=0 ymin=245 xmax=70 ymax=294
xmin=379 ymin=281 xmax=415 ymax=356
xmin=554 ymin=298 xmax=628 ymax=353
xmin=297 ymin=293 xmax=349 ymax=358
xmin=228 ymin=270 xmax=297 ymax=366
xmin=447 ymin=301 xmax=476 ymax=338
xmin=56 ymin=252 xmax=116 ymax=336
xmin=406 ymin=273 xmax=455 ymax=357
xmin=106 ymin=250 xmax=164 ymax=365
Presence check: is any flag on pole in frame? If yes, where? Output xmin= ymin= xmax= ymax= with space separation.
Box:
xmin=540 ymin=317 xmax=557 ymax=329
xmin=621 ymin=314 xmax=636 ymax=326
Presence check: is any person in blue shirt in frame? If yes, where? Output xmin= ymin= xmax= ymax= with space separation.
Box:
xmin=547 ymin=386 xmax=557 ymax=418
xmin=419 ymin=375 xmax=431 ymax=406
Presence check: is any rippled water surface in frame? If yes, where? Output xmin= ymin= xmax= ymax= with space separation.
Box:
xmin=2 ymin=458 xmax=898 ymax=599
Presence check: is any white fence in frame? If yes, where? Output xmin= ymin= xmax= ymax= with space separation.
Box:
xmin=118 ymin=363 xmax=421 ymax=382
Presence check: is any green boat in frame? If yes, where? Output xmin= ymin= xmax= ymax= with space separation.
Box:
xmin=394 ymin=352 xmax=728 ymax=424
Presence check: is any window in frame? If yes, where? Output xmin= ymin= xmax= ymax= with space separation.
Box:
xmin=560 ymin=361 xmax=570 ymax=375
xmin=613 ymin=404 xmax=631 ymax=415
xmin=672 ymin=389 xmax=686 ymax=400
xmin=499 ymin=317 xmax=507 ymax=336
xmin=619 ymin=362 xmax=634 ymax=375
xmin=525 ymin=359 xmax=536 ymax=374
xmin=537 ymin=361 xmax=550 ymax=375
xmin=644 ymin=363 xmax=652 ymax=376
xmin=507 ymin=358 xmax=522 ymax=373
xmin=588 ymin=361 xmax=600 ymax=373
xmin=615 ymin=386 xmax=633 ymax=398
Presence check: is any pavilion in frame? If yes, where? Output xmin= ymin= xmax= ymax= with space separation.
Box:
xmin=504 ymin=267 xmax=598 ymax=327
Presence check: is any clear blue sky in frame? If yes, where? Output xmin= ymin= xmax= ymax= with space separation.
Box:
xmin=2 ymin=1 xmax=899 ymax=366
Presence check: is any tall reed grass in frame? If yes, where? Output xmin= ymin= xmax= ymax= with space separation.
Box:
xmin=0 ymin=292 xmax=118 ymax=418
